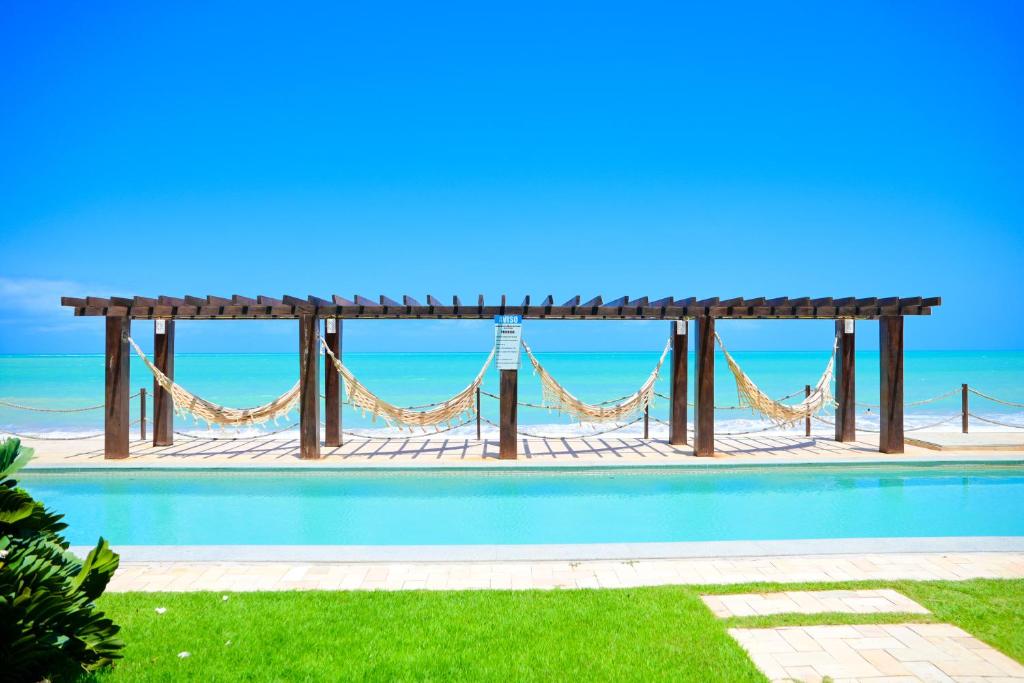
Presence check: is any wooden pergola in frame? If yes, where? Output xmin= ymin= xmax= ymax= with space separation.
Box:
xmin=61 ymin=295 xmax=940 ymax=460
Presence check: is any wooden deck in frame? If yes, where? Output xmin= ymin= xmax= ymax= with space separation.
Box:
xmin=19 ymin=432 xmax=1024 ymax=468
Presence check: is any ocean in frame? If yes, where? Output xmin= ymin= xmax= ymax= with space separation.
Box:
xmin=2 ymin=351 xmax=1023 ymax=437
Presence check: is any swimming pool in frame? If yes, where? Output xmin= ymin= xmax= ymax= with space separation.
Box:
xmin=18 ymin=465 xmax=1024 ymax=546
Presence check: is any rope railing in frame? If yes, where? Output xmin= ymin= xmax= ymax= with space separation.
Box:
xmin=652 ymin=390 xmax=806 ymax=410
xmin=967 ymin=388 xmax=1024 ymax=409
xmin=337 ymin=419 xmax=476 ymax=441
xmin=967 ymin=413 xmax=1024 ymax=430
xmin=0 ymin=392 xmax=142 ymax=413
xmin=1 ymin=430 xmax=106 ymax=441
xmin=173 ymin=423 xmax=301 ymax=441
xmin=480 ymin=415 xmax=643 ymax=440
xmin=7 ymin=369 xmax=1024 ymax=448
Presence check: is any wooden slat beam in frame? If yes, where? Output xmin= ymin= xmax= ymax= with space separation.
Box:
xmin=60 ymin=296 xmax=942 ymax=319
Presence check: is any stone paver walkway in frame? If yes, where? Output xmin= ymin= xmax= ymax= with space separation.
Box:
xmin=702 ymin=589 xmax=930 ymax=618
xmin=104 ymin=553 xmax=1024 ymax=592
xmin=730 ymin=623 xmax=1024 ymax=681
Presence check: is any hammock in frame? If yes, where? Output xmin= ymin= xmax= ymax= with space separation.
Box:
xmin=128 ymin=337 xmax=300 ymax=427
xmin=716 ymin=333 xmax=836 ymax=426
xmin=321 ymin=337 xmax=494 ymax=430
xmin=522 ymin=338 xmax=671 ymax=422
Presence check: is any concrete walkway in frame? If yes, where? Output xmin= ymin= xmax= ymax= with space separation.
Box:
xmin=104 ymin=552 xmax=1024 ymax=592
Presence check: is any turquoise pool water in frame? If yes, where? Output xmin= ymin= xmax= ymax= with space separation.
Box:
xmin=19 ymin=465 xmax=1024 ymax=546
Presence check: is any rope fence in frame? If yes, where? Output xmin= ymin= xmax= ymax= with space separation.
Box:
xmin=5 ymin=378 xmax=1024 ymax=445
xmin=0 ymin=392 xmax=142 ymax=413
xmin=480 ymin=415 xmax=644 ymax=440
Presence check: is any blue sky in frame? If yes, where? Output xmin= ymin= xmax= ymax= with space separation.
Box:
xmin=1 ymin=1 xmax=1021 ymax=353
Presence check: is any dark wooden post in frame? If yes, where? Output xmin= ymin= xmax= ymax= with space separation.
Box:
xmin=499 ymin=369 xmax=517 ymax=459
xmin=140 ymin=388 xmax=147 ymax=441
xmin=299 ymin=313 xmax=321 ymax=459
xmin=804 ymin=384 xmax=811 ymax=436
xmin=669 ymin=320 xmax=688 ymax=446
xmin=153 ymin=319 xmax=175 ymax=446
xmin=643 ymin=403 xmax=649 ymax=439
xmin=961 ymin=383 xmax=969 ymax=434
xmin=693 ymin=316 xmax=715 ymax=456
xmin=105 ymin=315 xmax=131 ymax=459
xmin=476 ymin=387 xmax=482 ymax=440
xmin=879 ymin=316 xmax=904 ymax=454
xmin=834 ymin=320 xmax=856 ymax=442
xmin=324 ymin=318 xmax=342 ymax=447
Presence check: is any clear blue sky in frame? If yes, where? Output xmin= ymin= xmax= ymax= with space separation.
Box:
xmin=1 ymin=1 xmax=1021 ymax=353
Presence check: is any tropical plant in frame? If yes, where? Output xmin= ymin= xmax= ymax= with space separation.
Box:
xmin=0 ymin=438 xmax=123 ymax=681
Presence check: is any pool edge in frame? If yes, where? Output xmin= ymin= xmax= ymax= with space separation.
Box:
xmin=80 ymin=536 xmax=1024 ymax=563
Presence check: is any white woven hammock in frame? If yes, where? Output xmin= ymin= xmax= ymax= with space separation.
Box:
xmin=716 ymin=333 xmax=836 ymax=426
xmin=128 ymin=337 xmax=300 ymax=427
xmin=322 ymin=337 xmax=494 ymax=430
xmin=522 ymin=338 xmax=671 ymax=422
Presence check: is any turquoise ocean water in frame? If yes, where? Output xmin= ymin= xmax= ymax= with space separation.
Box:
xmin=2 ymin=351 xmax=1023 ymax=436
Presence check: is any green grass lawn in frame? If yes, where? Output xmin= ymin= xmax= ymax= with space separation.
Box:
xmin=82 ymin=579 xmax=1024 ymax=682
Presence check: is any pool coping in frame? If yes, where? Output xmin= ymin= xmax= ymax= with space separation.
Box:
xmin=82 ymin=536 xmax=1024 ymax=563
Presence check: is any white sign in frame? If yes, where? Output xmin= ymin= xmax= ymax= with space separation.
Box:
xmin=844 ymin=319 xmax=854 ymax=334
xmin=155 ymin=319 xmax=166 ymax=334
xmin=326 ymin=318 xmax=337 ymax=334
xmin=494 ymin=315 xmax=523 ymax=370
xmin=675 ymin=320 xmax=687 ymax=335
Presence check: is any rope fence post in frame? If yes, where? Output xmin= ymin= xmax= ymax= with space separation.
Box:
xmin=140 ymin=387 xmax=147 ymax=441
xmin=804 ymin=384 xmax=811 ymax=437
xmin=962 ymin=383 xmax=969 ymax=434
xmin=476 ymin=387 xmax=481 ymax=440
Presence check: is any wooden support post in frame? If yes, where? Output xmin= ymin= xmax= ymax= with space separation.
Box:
xmin=669 ymin=320 xmax=688 ymax=446
xmin=299 ymin=313 xmax=321 ymax=459
xmin=140 ymin=388 xmax=147 ymax=441
xmin=643 ymin=403 xmax=649 ymax=439
xmin=499 ymin=369 xmax=517 ymax=459
xmin=834 ymin=320 xmax=856 ymax=442
xmin=104 ymin=315 xmax=131 ymax=459
xmin=962 ymin=383 xmax=969 ymax=434
xmin=476 ymin=387 xmax=482 ymax=440
xmin=693 ymin=316 xmax=715 ymax=456
xmin=324 ymin=318 xmax=342 ymax=447
xmin=153 ymin=319 xmax=175 ymax=446
xmin=879 ymin=316 xmax=904 ymax=454
xmin=804 ymin=384 xmax=811 ymax=436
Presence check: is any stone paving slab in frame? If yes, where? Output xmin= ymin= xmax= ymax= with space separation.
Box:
xmin=702 ymin=589 xmax=930 ymax=618
xmin=730 ymin=623 xmax=1024 ymax=682
xmin=103 ymin=552 xmax=1024 ymax=592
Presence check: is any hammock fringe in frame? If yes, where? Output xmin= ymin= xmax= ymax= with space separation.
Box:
xmin=128 ymin=337 xmax=300 ymax=427
xmin=322 ymin=337 xmax=494 ymax=429
xmin=521 ymin=338 xmax=670 ymax=422
xmin=715 ymin=333 xmax=836 ymax=426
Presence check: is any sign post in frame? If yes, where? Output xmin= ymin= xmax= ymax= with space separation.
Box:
xmin=495 ymin=315 xmax=522 ymax=459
